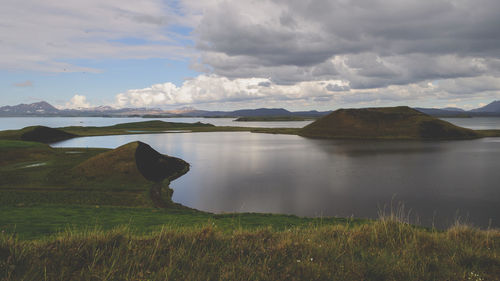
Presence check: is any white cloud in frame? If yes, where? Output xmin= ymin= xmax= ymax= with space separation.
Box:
xmin=114 ymin=74 xmax=500 ymax=110
xmin=65 ymin=94 xmax=91 ymax=109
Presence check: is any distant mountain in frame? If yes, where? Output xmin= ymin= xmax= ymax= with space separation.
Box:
xmin=470 ymin=100 xmax=500 ymax=113
xmin=89 ymin=105 xmax=116 ymax=112
xmin=149 ymin=107 xmax=331 ymax=118
xmin=413 ymin=108 xmax=469 ymax=117
xmin=0 ymin=101 xmax=59 ymax=115
xmin=13 ymin=100 xmax=500 ymax=118
xmin=442 ymin=107 xmax=465 ymax=112
xmin=415 ymin=100 xmax=500 ymax=117
xmin=232 ymin=108 xmax=290 ymax=117
xmin=0 ymin=101 xmax=332 ymax=118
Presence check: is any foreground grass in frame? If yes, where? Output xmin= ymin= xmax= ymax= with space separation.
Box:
xmin=0 ymin=205 xmax=364 ymax=240
xmin=1 ymin=218 xmax=499 ymax=281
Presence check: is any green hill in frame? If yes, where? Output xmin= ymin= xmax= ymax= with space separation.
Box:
xmin=0 ymin=140 xmax=188 ymax=207
xmin=75 ymin=141 xmax=188 ymax=184
xmin=0 ymin=125 xmax=76 ymax=143
xmin=299 ymin=106 xmax=479 ymax=140
xmin=75 ymin=141 xmax=189 ymax=207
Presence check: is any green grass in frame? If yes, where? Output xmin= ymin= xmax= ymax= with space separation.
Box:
xmin=0 ymin=140 xmax=48 ymax=149
xmin=0 ymin=204 xmax=365 ymax=240
xmin=0 ymin=140 xmax=178 ymax=208
xmin=1 ymin=217 xmax=498 ymax=280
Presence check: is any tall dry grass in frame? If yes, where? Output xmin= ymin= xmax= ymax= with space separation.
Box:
xmin=1 ymin=217 xmax=499 ymax=281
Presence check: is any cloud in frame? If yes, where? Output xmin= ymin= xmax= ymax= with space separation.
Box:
xmin=115 ymin=75 xmax=272 ymax=107
xmin=187 ymin=0 xmax=500 ymax=90
xmin=326 ymin=83 xmax=350 ymax=92
xmin=5 ymin=0 xmax=500 ymax=109
xmin=65 ymin=94 xmax=91 ymax=109
xmin=13 ymin=80 xmax=33 ymax=87
xmin=0 ymin=0 xmax=195 ymax=72
xmin=114 ymin=74 xmax=500 ymax=110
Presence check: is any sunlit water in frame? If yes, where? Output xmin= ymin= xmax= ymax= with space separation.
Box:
xmin=52 ymin=132 xmax=500 ymax=229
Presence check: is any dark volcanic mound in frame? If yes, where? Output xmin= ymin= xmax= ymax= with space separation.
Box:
xmin=135 ymin=142 xmax=187 ymax=182
xmin=20 ymin=126 xmax=76 ymax=143
xmin=299 ymin=106 xmax=479 ymax=140
xmin=75 ymin=141 xmax=188 ymax=183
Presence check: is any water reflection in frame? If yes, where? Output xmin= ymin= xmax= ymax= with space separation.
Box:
xmin=52 ymin=132 xmax=500 ymax=229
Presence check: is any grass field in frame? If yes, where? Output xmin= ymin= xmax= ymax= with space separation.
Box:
xmin=1 ymin=216 xmax=499 ymax=280
xmin=0 ymin=204 xmax=365 ymax=240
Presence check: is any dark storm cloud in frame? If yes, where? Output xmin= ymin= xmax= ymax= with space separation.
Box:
xmin=193 ymin=0 xmax=500 ymax=88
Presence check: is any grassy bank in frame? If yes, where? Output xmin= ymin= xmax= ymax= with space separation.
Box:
xmin=0 ymin=140 xmax=190 ymax=209
xmin=1 ymin=218 xmax=499 ymax=281
xmin=0 ymin=205 xmax=364 ymax=240
xmin=0 ymin=141 xmax=151 ymax=207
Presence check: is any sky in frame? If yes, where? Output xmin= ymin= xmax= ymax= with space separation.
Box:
xmin=1 ymin=0 xmax=500 ymax=111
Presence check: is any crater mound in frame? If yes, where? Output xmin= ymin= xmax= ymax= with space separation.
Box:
xmin=75 ymin=141 xmax=188 ymax=184
xmin=299 ymin=106 xmax=479 ymax=140
xmin=20 ymin=126 xmax=76 ymax=143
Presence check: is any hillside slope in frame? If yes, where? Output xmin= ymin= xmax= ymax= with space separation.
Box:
xmin=300 ymin=106 xmax=479 ymax=140
xmin=0 ymin=126 xmax=76 ymax=143
xmin=75 ymin=141 xmax=188 ymax=185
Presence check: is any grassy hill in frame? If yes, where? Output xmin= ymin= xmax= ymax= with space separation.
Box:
xmin=75 ymin=141 xmax=188 ymax=185
xmin=0 ymin=125 xmax=76 ymax=143
xmin=300 ymin=106 xmax=480 ymax=140
xmin=0 ymin=140 xmax=188 ymax=207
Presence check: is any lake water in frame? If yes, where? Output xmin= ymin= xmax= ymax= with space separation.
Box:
xmin=3 ymin=116 xmax=500 ymax=228
xmin=0 ymin=116 xmax=312 ymax=130
xmin=52 ymin=131 xmax=500 ymax=229
xmin=2 ymin=116 xmax=500 ymax=131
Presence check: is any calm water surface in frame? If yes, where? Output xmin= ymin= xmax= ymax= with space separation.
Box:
xmin=2 ymin=116 xmax=500 ymax=131
xmin=0 ymin=116 xmax=312 ymax=130
xmin=53 ymin=132 xmax=500 ymax=229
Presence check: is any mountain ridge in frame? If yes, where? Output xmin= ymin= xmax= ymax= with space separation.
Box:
xmin=1 ymin=100 xmax=500 ymax=117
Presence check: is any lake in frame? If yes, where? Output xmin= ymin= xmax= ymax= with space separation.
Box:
xmin=52 ymin=130 xmax=500 ymax=229
xmin=0 ymin=116 xmax=312 ymax=130
xmin=3 ymin=116 xmax=500 ymax=228
xmin=1 ymin=116 xmax=500 ymax=131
